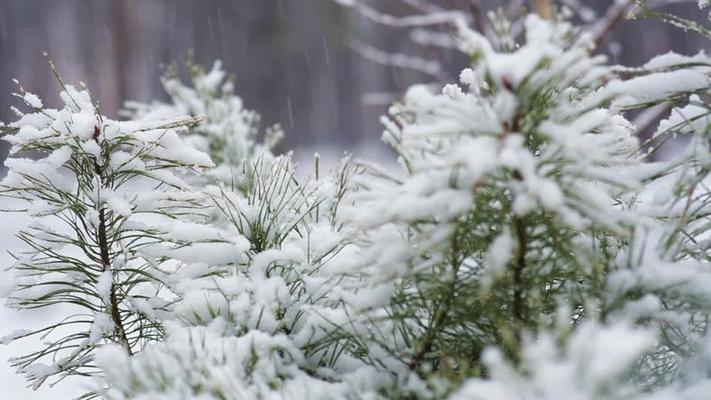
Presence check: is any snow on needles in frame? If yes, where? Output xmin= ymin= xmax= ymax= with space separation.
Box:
xmin=5 ymin=11 xmax=711 ymax=400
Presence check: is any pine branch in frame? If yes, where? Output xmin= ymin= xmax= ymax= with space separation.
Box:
xmin=408 ymin=234 xmax=462 ymax=372
xmin=512 ymin=216 xmax=527 ymax=344
xmin=97 ymin=207 xmax=132 ymax=356
xmin=92 ymin=135 xmax=132 ymax=355
xmin=0 ymin=71 xmax=213 ymax=391
xmin=592 ymin=0 xmax=637 ymax=48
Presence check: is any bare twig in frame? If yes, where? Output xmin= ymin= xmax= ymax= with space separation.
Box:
xmin=398 ymin=0 xmax=444 ymax=14
xmin=560 ymin=0 xmax=598 ymax=22
xmin=349 ymin=40 xmax=450 ymax=82
xmin=592 ymin=0 xmax=637 ymax=48
xmin=332 ymin=0 xmax=465 ymax=28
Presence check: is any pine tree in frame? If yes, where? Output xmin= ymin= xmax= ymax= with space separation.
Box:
xmin=4 ymin=3 xmax=711 ymax=400
xmin=0 ymin=66 xmax=212 ymax=393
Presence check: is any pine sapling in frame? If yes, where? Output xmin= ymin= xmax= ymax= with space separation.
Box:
xmin=0 ymin=66 xmax=212 ymax=392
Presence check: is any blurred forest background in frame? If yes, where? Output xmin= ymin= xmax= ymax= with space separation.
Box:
xmin=0 ymin=0 xmax=707 ymax=162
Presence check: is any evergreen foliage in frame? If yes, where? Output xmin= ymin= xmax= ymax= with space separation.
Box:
xmin=0 ymin=64 xmax=212 ymax=392
xmin=3 ymin=2 xmax=711 ymax=399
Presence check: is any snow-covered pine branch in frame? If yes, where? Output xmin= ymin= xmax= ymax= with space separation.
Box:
xmin=124 ymin=60 xmax=284 ymax=190
xmin=0 ymin=69 xmax=213 ymax=393
xmin=317 ymin=10 xmax=711 ymax=400
xmin=96 ymin=155 xmax=376 ymax=399
xmin=73 ymin=60 xmax=376 ymax=399
xmin=3 ymin=4 xmax=711 ymax=400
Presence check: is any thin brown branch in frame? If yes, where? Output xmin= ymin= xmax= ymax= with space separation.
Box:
xmin=408 ymin=290 xmax=453 ymax=370
xmin=468 ymin=0 xmax=488 ymax=34
xmin=97 ymin=207 xmax=133 ymax=356
xmin=93 ymin=136 xmax=133 ymax=356
xmin=408 ymin=238 xmax=462 ymax=371
xmin=592 ymin=0 xmax=637 ymax=48
xmin=512 ymin=217 xmax=527 ymax=343
xmin=533 ymin=0 xmax=553 ymax=19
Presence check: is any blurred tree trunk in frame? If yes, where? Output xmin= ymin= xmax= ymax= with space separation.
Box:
xmin=114 ymin=0 xmax=130 ymax=106
xmin=533 ymin=0 xmax=553 ymax=19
